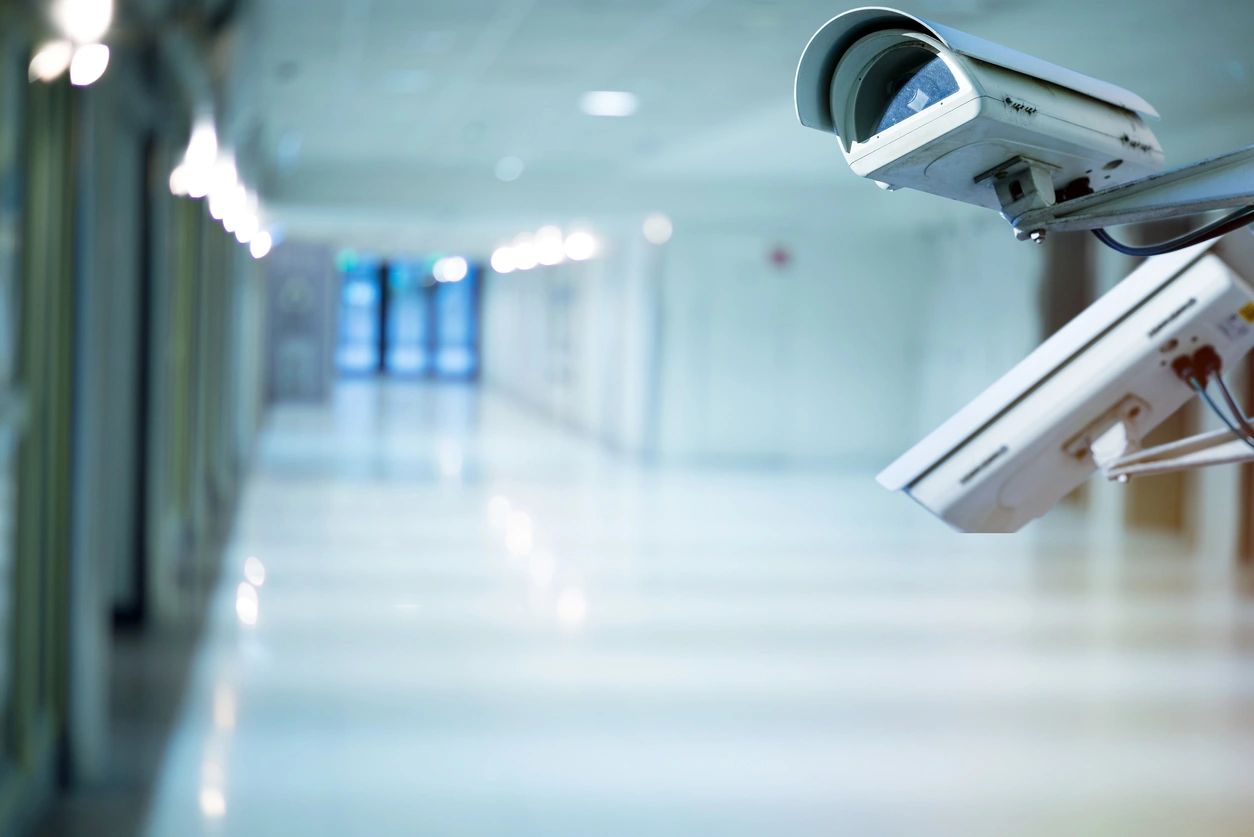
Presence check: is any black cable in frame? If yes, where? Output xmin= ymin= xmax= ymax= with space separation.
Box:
xmin=1092 ymin=205 xmax=1254 ymax=257
xmin=1188 ymin=377 xmax=1254 ymax=453
xmin=1213 ymin=375 xmax=1254 ymax=450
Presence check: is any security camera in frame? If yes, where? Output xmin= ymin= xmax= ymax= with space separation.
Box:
xmin=795 ymin=7 xmax=1164 ymax=222
xmin=878 ymin=235 xmax=1254 ymax=533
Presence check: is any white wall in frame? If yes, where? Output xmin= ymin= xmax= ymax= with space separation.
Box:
xmin=482 ymin=218 xmax=1032 ymax=467
xmin=483 ymin=229 xmax=661 ymax=454
xmin=651 ymin=226 xmax=935 ymax=464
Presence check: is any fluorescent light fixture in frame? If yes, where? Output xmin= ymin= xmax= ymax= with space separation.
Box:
xmin=249 ymin=231 xmax=273 ymax=259
xmin=433 ymin=256 xmax=468 ymax=283
xmin=53 ymin=0 xmax=113 ymax=45
xmin=563 ymin=231 xmax=597 ymax=262
xmin=580 ymin=90 xmax=638 ymax=117
xmin=642 ymin=212 xmax=673 ymax=245
xmin=28 ymin=40 xmax=73 ymax=82
xmin=535 ymin=226 xmax=565 ymax=266
xmin=69 ymin=43 xmax=109 ymax=87
xmin=490 ymin=246 xmax=516 ymax=274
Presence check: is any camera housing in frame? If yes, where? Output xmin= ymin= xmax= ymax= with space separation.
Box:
xmin=877 ymin=236 xmax=1254 ymax=533
xmin=795 ymin=7 xmax=1165 ymax=218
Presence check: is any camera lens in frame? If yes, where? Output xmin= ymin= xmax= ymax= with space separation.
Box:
xmin=850 ymin=43 xmax=959 ymax=141
xmin=874 ymin=55 xmax=959 ymax=134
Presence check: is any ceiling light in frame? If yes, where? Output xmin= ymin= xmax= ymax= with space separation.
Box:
xmin=69 ymin=43 xmax=109 ymax=87
xmin=168 ymin=164 xmax=190 ymax=197
xmin=180 ymin=118 xmax=218 ymax=199
xmin=494 ymin=155 xmax=525 ymax=182
xmin=564 ymin=231 xmax=597 ymax=262
xmin=433 ymin=256 xmax=468 ymax=283
xmin=535 ymin=226 xmax=565 ymax=266
xmin=642 ymin=212 xmax=673 ymax=245
xmin=28 ymin=40 xmax=73 ymax=82
xmin=234 ymin=214 xmax=259 ymax=244
xmin=579 ymin=90 xmax=638 ymax=117
xmin=491 ymin=246 xmax=516 ymax=274
xmin=53 ymin=0 xmax=113 ymax=45
xmin=185 ymin=170 xmax=211 ymax=200
xmin=207 ymin=153 xmax=238 ymax=203
xmin=249 ymin=231 xmax=273 ymax=259
xmin=513 ymin=235 xmax=537 ymax=271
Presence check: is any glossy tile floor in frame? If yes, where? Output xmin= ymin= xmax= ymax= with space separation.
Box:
xmin=142 ymin=381 xmax=1254 ymax=836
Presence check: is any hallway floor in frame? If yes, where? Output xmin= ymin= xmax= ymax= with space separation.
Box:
xmin=140 ymin=381 xmax=1254 ymax=836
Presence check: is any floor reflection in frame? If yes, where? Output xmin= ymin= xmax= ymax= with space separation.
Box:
xmin=140 ymin=380 xmax=1254 ymax=836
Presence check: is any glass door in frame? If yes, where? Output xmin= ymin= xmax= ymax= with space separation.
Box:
xmin=336 ymin=259 xmax=381 ymax=374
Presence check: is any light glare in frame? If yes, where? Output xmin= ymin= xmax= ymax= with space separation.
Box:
xmin=564 ymin=231 xmax=597 ymax=261
xmin=28 ymin=40 xmax=73 ymax=82
xmin=504 ymin=511 xmax=534 ymax=557
xmin=535 ymin=226 xmax=565 ymax=266
xmin=235 ymin=582 xmax=259 ymax=626
xmin=199 ymin=787 xmax=227 ymax=819
xmin=69 ymin=43 xmax=109 ymax=87
xmin=490 ymin=246 xmax=516 ymax=274
xmin=433 ymin=256 xmax=469 ymax=283
xmin=244 ymin=556 xmax=267 ymax=587
xmin=513 ymin=236 xmax=537 ymax=271
xmin=184 ymin=119 xmax=218 ymax=170
xmin=579 ymin=90 xmax=638 ymax=117
xmin=249 ymin=231 xmax=273 ymax=259
xmin=234 ymin=215 xmax=259 ymax=244
xmin=168 ymin=164 xmax=190 ymax=197
xmin=643 ymin=213 xmax=673 ymax=245
xmin=556 ymin=587 xmax=588 ymax=628
xmin=54 ymin=0 xmax=113 ymax=45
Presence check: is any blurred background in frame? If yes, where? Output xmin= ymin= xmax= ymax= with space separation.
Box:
xmin=1 ymin=0 xmax=1254 ymax=834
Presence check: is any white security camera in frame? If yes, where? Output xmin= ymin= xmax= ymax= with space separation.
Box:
xmin=878 ymin=233 xmax=1254 ymax=533
xmin=795 ymin=7 xmax=1164 ymax=222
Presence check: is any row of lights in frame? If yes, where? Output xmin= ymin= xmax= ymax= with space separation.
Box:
xmin=432 ymin=255 xmax=469 ymax=283
xmin=28 ymin=0 xmax=113 ymax=87
xmin=490 ymin=226 xmax=598 ymax=274
xmin=168 ymin=117 xmax=275 ymax=259
xmin=489 ymin=214 xmax=672 ymax=275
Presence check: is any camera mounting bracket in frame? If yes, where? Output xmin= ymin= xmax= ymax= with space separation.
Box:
xmin=1010 ymin=144 xmax=1254 ymax=239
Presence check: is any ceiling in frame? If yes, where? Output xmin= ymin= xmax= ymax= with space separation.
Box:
xmin=228 ymin=0 xmax=1254 ymax=255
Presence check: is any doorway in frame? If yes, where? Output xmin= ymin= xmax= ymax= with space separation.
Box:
xmin=336 ymin=257 xmax=480 ymax=380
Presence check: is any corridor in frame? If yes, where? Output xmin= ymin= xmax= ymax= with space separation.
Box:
xmin=136 ymin=381 xmax=1254 ymax=836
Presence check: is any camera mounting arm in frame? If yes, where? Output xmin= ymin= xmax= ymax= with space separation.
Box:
xmin=1008 ymin=144 xmax=1254 ymax=239
xmin=1101 ymin=425 xmax=1254 ymax=480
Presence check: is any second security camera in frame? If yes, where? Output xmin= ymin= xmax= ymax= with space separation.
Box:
xmin=795 ymin=7 xmax=1164 ymax=221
